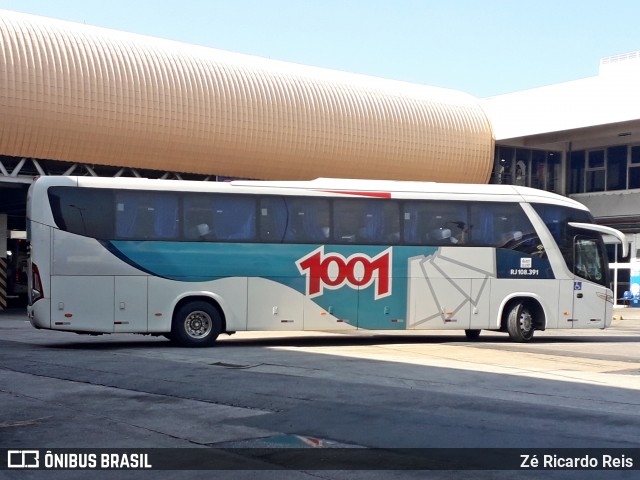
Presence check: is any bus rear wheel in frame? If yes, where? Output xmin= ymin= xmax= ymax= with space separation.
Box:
xmin=171 ymin=301 xmax=222 ymax=347
xmin=506 ymin=302 xmax=535 ymax=342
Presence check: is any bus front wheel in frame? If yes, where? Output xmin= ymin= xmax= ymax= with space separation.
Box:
xmin=171 ymin=301 xmax=222 ymax=347
xmin=506 ymin=302 xmax=535 ymax=342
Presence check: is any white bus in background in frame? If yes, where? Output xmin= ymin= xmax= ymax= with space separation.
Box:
xmin=27 ymin=176 xmax=627 ymax=347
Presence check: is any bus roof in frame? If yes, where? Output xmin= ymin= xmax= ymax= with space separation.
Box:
xmin=232 ymin=178 xmax=586 ymax=209
xmin=35 ymin=175 xmax=588 ymax=210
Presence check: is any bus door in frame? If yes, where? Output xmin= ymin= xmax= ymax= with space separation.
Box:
xmin=114 ymin=277 xmax=148 ymax=332
xmin=51 ymin=276 xmax=115 ymax=332
xmin=571 ymin=236 xmax=608 ymax=328
xmin=52 ymin=277 xmax=148 ymax=333
xmin=248 ymin=277 xmax=303 ymax=331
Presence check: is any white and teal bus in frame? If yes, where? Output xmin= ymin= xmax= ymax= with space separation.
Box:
xmin=27 ymin=176 xmax=626 ymax=347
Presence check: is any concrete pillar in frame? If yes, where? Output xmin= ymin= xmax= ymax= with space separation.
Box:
xmin=0 ymin=214 xmax=6 ymax=310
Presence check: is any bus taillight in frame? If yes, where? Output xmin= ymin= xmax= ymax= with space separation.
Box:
xmin=31 ymin=262 xmax=43 ymax=303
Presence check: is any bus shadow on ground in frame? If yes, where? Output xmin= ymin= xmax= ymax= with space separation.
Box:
xmin=40 ymin=330 xmax=640 ymax=350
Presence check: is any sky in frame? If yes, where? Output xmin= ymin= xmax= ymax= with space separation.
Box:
xmin=1 ymin=0 xmax=639 ymax=97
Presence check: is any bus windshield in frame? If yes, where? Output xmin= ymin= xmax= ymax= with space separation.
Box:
xmin=532 ymin=203 xmax=608 ymax=286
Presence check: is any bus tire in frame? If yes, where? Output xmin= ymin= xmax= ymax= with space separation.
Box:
xmin=465 ymin=329 xmax=481 ymax=340
xmin=506 ymin=302 xmax=535 ymax=342
xmin=171 ymin=301 xmax=222 ymax=347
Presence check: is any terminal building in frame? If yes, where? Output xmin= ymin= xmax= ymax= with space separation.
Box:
xmin=482 ymin=53 xmax=640 ymax=298
xmin=0 ymin=9 xmax=639 ymax=303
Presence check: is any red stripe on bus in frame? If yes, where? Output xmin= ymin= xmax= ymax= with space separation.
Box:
xmin=317 ymin=190 xmax=391 ymax=198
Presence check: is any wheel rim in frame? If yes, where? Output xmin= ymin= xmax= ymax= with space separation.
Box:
xmin=184 ymin=310 xmax=213 ymax=339
xmin=519 ymin=309 xmax=533 ymax=336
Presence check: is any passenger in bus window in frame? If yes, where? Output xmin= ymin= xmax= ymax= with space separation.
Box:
xmin=196 ymin=223 xmax=211 ymax=239
xmin=429 ymin=228 xmax=458 ymax=245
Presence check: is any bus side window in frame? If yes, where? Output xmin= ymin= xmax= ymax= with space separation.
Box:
xmin=116 ymin=192 xmax=178 ymax=240
xmin=49 ymin=186 xmax=114 ymax=239
xmin=184 ymin=194 xmax=214 ymax=240
xmin=432 ymin=203 xmax=467 ymax=245
xmin=211 ymin=195 xmax=257 ymax=241
xmin=363 ymin=201 xmax=400 ymax=244
xmin=469 ymin=203 xmax=541 ymax=254
xmin=494 ymin=211 xmax=530 ymax=247
xmin=403 ymin=203 xmax=422 ymax=244
xmin=381 ymin=201 xmax=400 ymax=244
xmin=259 ymin=197 xmax=287 ymax=242
xmin=133 ymin=205 xmax=155 ymax=238
xmin=334 ymin=200 xmax=366 ymax=243
xmin=333 ymin=200 xmax=399 ymax=244
xmin=404 ymin=201 xmax=434 ymax=244
xmin=404 ymin=201 xmax=467 ymax=246
xmin=284 ymin=198 xmax=330 ymax=243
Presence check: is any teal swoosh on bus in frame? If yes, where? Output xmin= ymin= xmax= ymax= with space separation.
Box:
xmin=103 ymin=241 xmax=421 ymax=330
xmin=104 ymin=241 xmax=308 ymax=284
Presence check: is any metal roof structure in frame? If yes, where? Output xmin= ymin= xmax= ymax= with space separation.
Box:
xmin=483 ymin=52 xmax=640 ymax=142
xmin=0 ymin=9 xmax=494 ymax=183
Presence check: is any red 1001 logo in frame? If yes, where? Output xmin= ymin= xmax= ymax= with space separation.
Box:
xmin=296 ymin=247 xmax=392 ymax=299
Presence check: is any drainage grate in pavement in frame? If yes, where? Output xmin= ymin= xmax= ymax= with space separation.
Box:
xmin=209 ymin=361 xmax=261 ymax=369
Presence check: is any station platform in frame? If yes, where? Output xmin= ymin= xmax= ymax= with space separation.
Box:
xmin=613 ymin=305 xmax=640 ymax=320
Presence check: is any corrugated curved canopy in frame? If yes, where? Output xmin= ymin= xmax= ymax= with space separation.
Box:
xmin=0 ymin=10 xmax=494 ymax=182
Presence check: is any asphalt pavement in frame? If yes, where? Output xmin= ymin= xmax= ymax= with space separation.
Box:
xmin=1 ymin=304 xmax=639 ymax=480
